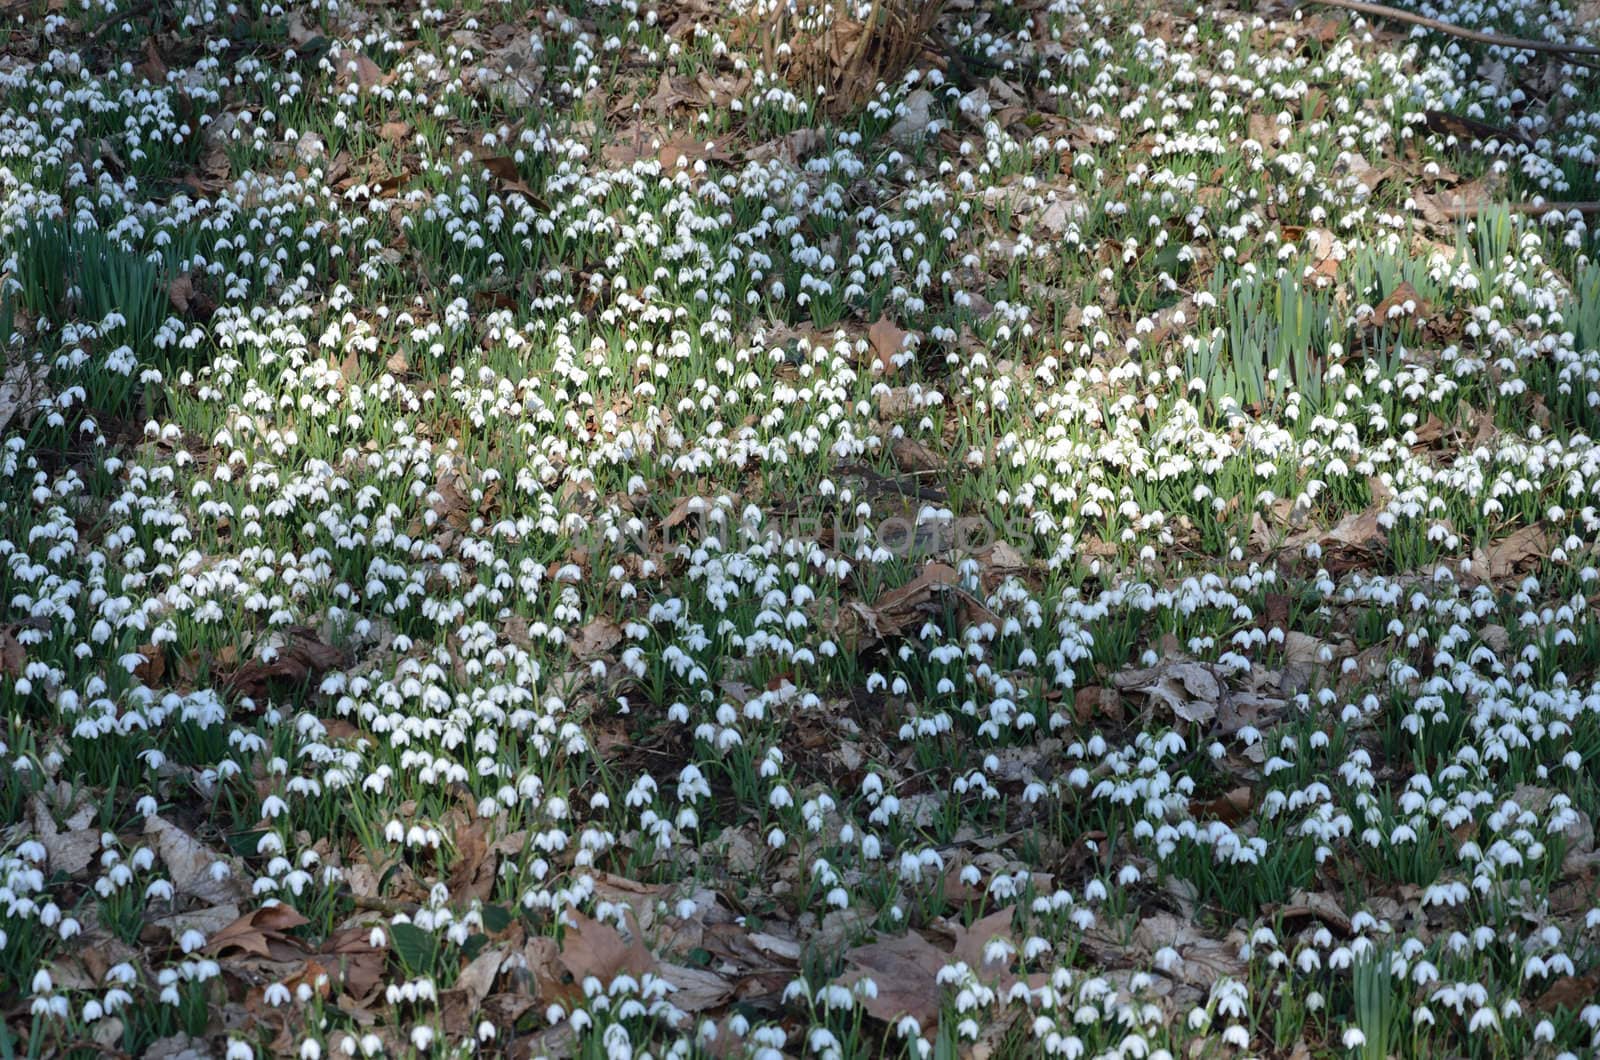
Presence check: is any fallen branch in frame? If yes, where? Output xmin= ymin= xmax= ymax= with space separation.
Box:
xmin=1303 ymin=0 xmax=1600 ymax=58
xmin=350 ymin=892 xmax=421 ymax=915
xmin=1424 ymin=108 xmax=1534 ymax=148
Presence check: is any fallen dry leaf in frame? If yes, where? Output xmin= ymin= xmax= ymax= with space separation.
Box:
xmin=1372 ymin=280 xmax=1429 ymax=323
xmin=867 ymin=317 xmax=910 ymax=372
xmin=557 ymin=909 xmax=656 ymax=987
xmin=943 ymin=906 xmax=1021 ymax=985
xmin=848 ymin=562 xmax=999 ymax=643
xmin=890 ymin=436 xmax=943 ymax=473
xmin=1473 ymin=524 xmax=1549 ymax=583
xmin=478 ymin=155 xmax=537 ymax=201
xmin=837 ymin=908 xmax=1028 ymax=1029
xmin=1132 ymin=912 xmax=1248 ymax=988
xmin=1073 ymin=685 xmax=1122 ymax=725
xmin=223 ymin=628 xmax=342 ymax=703
xmin=1422 ymin=108 xmax=1533 ymax=148
xmin=320 ymin=927 xmax=387 ymax=1004
xmin=655 ymin=962 xmax=735 ymax=1013
xmin=647 ymin=71 xmax=705 ymax=120
xmin=343 ymin=51 xmax=386 ymax=91
xmin=1342 ymin=151 xmax=1395 ymax=194
xmin=574 ymin=617 xmax=623 ymax=656
xmin=154 ymin=903 xmax=241 ymax=938
xmin=1414 ymin=173 xmax=1505 ymax=226
xmin=746 ymin=127 xmax=825 ymax=165
xmin=0 ymin=359 xmax=49 ymax=436
xmin=204 ymin=903 xmax=309 ymax=959
xmin=1275 ymin=506 xmax=1388 ymax=575
xmin=30 ymin=792 xmax=100 ymax=876
xmin=1114 ymin=659 xmax=1222 ymax=725
xmin=145 ymin=815 xmax=248 ymax=905
xmin=1249 ymin=112 xmax=1281 ymax=152
xmin=445 ymin=820 xmax=495 ymax=903
xmin=1271 ymin=888 xmax=1353 ymax=934
xmin=1190 ymin=785 xmax=1252 ymax=824
xmin=1535 ymin=972 xmax=1600 ymax=1014
xmin=134 ymin=38 xmax=167 ymax=82
xmin=165 ymin=272 xmax=216 ymax=321
xmin=834 ymin=930 xmax=946 ymax=1027
xmin=1303 ymin=227 xmax=1341 ymax=285
xmin=0 ymin=628 xmax=25 ymax=677
xmin=452 ymin=945 xmax=507 ymax=1008
xmin=133 ymin=642 xmax=165 ymax=686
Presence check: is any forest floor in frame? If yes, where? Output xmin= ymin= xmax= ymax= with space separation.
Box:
xmin=3 ymin=0 xmax=1600 ymax=1055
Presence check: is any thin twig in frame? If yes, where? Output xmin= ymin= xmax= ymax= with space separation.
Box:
xmin=1433 ymin=201 xmax=1600 ymax=218
xmin=1303 ymin=0 xmax=1600 ymax=57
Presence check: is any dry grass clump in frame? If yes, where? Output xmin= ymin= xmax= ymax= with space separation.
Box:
xmin=756 ymin=0 xmax=946 ymax=116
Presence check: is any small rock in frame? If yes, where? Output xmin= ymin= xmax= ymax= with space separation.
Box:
xmin=958 ymin=86 xmax=991 ymax=129
xmin=477 ymin=37 xmax=544 ymax=107
xmin=889 ymin=89 xmax=936 ymax=147
xmin=202 ymin=111 xmax=236 ymax=147
xmin=146 ymin=1034 xmax=214 ymax=1060
xmin=1036 ymin=195 xmax=1086 ymax=236
xmin=294 ymin=131 xmax=326 ymax=164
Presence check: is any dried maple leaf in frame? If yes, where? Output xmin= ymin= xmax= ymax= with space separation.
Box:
xmin=557 ymin=910 xmax=656 ymax=986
